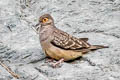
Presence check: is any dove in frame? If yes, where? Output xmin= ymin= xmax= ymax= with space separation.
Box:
xmin=34 ymin=14 xmax=108 ymax=67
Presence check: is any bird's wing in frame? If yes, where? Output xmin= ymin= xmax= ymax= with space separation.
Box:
xmin=79 ymin=38 xmax=88 ymax=42
xmin=51 ymin=29 xmax=90 ymax=50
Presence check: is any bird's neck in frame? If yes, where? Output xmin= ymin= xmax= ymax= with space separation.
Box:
xmin=39 ymin=25 xmax=54 ymax=42
xmin=41 ymin=22 xmax=54 ymax=26
xmin=40 ymin=25 xmax=55 ymax=32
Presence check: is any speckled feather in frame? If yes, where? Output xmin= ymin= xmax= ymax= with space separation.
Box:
xmin=51 ymin=28 xmax=91 ymax=50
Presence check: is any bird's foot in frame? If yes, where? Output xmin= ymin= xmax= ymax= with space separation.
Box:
xmin=52 ymin=58 xmax=64 ymax=68
xmin=45 ymin=58 xmax=54 ymax=63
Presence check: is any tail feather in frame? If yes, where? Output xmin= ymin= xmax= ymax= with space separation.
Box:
xmin=75 ymin=45 xmax=108 ymax=54
xmin=89 ymin=45 xmax=108 ymax=50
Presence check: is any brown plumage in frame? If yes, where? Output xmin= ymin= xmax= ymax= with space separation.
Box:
xmin=34 ymin=14 xmax=108 ymax=66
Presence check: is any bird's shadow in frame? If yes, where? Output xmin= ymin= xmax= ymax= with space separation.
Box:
xmin=66 ymin=56 xmax=83 ymax=63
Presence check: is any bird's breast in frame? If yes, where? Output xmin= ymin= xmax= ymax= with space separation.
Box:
xmin=39 ymin=28 xmax=53 ymax=42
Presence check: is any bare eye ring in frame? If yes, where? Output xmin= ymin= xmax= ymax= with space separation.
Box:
xmin=42 ymin=18 xmax=48 ymax=23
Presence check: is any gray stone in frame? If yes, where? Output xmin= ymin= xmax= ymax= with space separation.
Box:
xmin=0 ymin=0 xmax=120 ymax=80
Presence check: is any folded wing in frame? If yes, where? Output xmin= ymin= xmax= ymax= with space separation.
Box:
xmin=51 ymin=29 xmax=90 ymax=50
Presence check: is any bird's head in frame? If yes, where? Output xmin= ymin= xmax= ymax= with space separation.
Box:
xmin=39 ymin=14 xmax=54 ymax=26
xmin=33 ymin=14 xmax=54 ymax=33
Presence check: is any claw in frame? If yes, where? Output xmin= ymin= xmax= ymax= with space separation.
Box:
xmin=45 ymin=58 xmax=54 ymax=63
xmin=52 ymin=58 xmax=64 ymax=68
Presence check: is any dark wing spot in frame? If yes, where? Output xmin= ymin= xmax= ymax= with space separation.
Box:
xmin=51 ymin=29 xmax=90 ymax=50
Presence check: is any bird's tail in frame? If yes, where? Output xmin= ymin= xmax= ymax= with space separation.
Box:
xmin=89 ymin=45 xmax=108 ymax=50
xmin=75 ymin=45 xmax=108 ymax=53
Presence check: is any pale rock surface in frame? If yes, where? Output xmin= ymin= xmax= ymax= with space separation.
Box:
xmin=0 ymin=0 xmax=120 ymax=80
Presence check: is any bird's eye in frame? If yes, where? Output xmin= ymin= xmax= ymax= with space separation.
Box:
xmin=42 ymin=18 xmax=48 ymax=23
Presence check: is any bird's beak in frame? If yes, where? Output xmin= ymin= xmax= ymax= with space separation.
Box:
xmin=34 ymin=22 xmax=40 ymax=28
xmin=32 ymin=22 xmax=41 ymax=34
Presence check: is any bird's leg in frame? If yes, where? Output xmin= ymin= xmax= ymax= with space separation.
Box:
xmin=52 ymin=58 xmax=64 ymax=67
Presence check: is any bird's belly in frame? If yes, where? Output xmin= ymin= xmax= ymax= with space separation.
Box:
xmin=45 ymin=45 xmax=83 ymax=61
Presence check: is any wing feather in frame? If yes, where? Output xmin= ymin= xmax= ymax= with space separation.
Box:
xmin=51 ymin=29 xmax=90 ymax=50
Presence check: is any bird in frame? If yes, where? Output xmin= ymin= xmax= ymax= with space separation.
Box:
xmin=34 ymin=14 xmax=108 ymax=67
